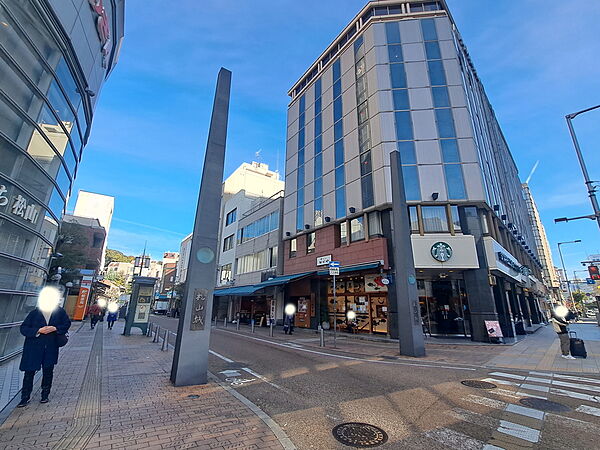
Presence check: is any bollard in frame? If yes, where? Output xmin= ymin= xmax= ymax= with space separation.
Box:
xmin=251 ymin=319 xmax=255 ymax=333
xmin=161 ymin=329 xmax=168 ymax=351
xmin=269 ymin=320 xmax=274 ymax=337
xmin=147 ymin=322 xmax=153 ymax=337
xmin=153 ymin=325 xmax=160 ymax=343
xmin=319 ymin=326 xmax=325 ymax=347
xmin=224 ymin=318 xmax=227 ymax=328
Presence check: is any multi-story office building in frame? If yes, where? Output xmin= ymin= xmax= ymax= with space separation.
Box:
xmin=73 ymin=190 xmax=114 ymax=269
xmin=282 ymin=0 xmax=546 ymax=341
xmin=0 ymin=0 xmax=124 ymax=362
xmin=522 ymin=183 xmax=560 ymax=309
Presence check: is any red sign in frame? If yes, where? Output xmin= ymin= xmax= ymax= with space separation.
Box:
xmin=88 ymin=0 xmax=111 ymax=68
xmin=589 ymin=265 xmax=600 ymax=281
xmin=73 ymin=287 xmax=90 ymax=321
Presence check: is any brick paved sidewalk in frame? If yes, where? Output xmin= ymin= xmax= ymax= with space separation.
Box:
xmin=215 ymin=322 xmax=600 ymax=373
xmin=0 ymin=321 xmax=289 ymax=450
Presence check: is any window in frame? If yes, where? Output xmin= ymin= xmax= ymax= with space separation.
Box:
xmin=388 ymin=45 xmax=403 ymax=62
xmin=394 ymin=111 xmax=414 ymax=141
xmin=335 ymin=188 xmax=346 ymax=219
xmin=339 ymin=221 xmax=348 ymax=245
xmin=289 ymin=238 xmax=297 ymax=258
xmin=428 ymin=60 xmax=447 ymax=86
xmin=269 ymin=246 xmax=278 ymax=267
xmin=425 ymin=41 xmax=441 ymax=60
xmin=361 ymin=174 xmax=374 ymax=208
xmin=441 ymin=139 xmax=460 ymax=163
xmin=392 ymin=89 xmax=410 ymax=110
xmin=220 ymin=263 xmax=232 ymax=284
xmin=435 ymin=110 xmax=456 ymax=141
xmin=445 ymin=165 xmax=466 ymax=199
xmin=385 ymin=22 xmax=401 ymax=44
xmin=451 ymin=206 xmax=462 ymax=232
xmin=92 ymin=233 xmax=103 ymax=248
xmin=432 ymin=87 xmax=450 ymax=107
xmin=368 ymin=211 xmax=383 ymax=237
xmin=306 ymin=232 xmax=316 ymax=254
xmin=350 ymin=217 xmax=365 ymax=242
xmin=402 ymin=166 xmax=421 ymax=201
xmin=223 ymin=234 xmax=234 ymax=252
xmin=409 ymin=206 xmax=419 ymax=232
xmin=420 ymin=18 xmax=438 ymax=41
xmin=399 ymin=141 xmax=416 ymax=164
xmin=334 ymin=140 xmax=345 ymax=167
xmin=421 ymin=206 xmax=449 ymax=232
xmin=390 ymin=63 xmax=407 ymax=88
xmin=225 ymin=209 xmax=237 ymax=225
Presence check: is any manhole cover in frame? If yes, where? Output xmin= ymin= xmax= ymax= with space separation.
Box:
xmin=519 ymin=397 xmax=570 ymax=412
xmin=187 ymin=394 xmax=200 ymax=399
xmin=461 ymin=380 xmax=497 ymax=389
xmin=332 ymin=422 xmax=388 ymax=448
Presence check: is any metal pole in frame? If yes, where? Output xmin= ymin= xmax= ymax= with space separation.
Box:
xmin=558 ymin=243 xmax=574 ymax=307
xmin=251 ymin=319 xmax=255 ymax=333
xmin=224 ymin=318 xmax=227 ymax=328
xmin=566 ymin=110 xmax=600 ymax=231
xmin=236 ymin=319 xmax=240 ymax=330
xmin=333 ymin=274 xmax=337 ymax=349
xmin=162 ymin=329 xmax=168 ymax=351
xmin=319 ymin=325 xmax=325 ymax=347
xmin=269 ymin=320 xmax=274 ymax=337
xmin=147 ymin=322 xmax=152 ymax=337
xmin=153 ymin=325 xmax=160 ymax=343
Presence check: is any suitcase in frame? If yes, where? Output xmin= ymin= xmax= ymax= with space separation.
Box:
xmin=569 ymin=331 xmax=587 ymax=358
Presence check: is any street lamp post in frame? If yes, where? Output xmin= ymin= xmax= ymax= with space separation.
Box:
xmin=557 ymin=240 xmax=582 ymax=308
xmin=556 ymin=105 xmax=600 ymax=229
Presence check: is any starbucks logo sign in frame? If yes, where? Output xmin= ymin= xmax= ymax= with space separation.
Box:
xmin=431 ymin=242 xmax=452 ymax=262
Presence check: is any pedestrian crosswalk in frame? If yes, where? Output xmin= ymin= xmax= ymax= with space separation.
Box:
xmin=419 ymin=369 xmax=600 ymax=450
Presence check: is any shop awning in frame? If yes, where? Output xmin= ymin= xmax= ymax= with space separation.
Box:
xmin=253 ymin=272 xmax=314 ymax=289
xmin=317 ymin=262 xmax=381 ymax=276
xmin=213 ymin=285 xmax=262 ymax=296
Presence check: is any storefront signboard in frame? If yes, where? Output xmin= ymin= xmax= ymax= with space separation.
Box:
xmin=431 ymin=242 xmax=452 ymax=262
xmin=365 ymin=274 xmax=388 ymax=292
xmin=484 ymin=320 xmax=503 ymax=338
xmin=0 ymin=183 xmax=41 ymax=225
xmin=316 ymin=255 xmax=332 ymax=266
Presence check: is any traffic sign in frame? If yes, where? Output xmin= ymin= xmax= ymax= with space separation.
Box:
xmin=329 ymin=261 xmax=340 ymax=267
xmin=587 ymin=278 xmax=596 ymax=285
xmin=329 ymin=261 xmax=340 ymax=276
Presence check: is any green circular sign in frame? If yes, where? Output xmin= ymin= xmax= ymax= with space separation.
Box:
xmin=431 ymin=242 xmax=452 ymax=262
xmin=196 ymin=247 xmax=215 ymax=264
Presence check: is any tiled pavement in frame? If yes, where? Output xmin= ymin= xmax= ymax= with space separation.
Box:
xmin=0 ymin=322 xmax=288 ymax=449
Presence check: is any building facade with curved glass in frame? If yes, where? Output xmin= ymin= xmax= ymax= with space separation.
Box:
xmin=0 ymin=0 xmax=124 ymax=361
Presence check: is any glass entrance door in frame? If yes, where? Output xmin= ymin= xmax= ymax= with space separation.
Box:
xmin=369 ymin=296 xmax=388 ymax=334
xmin=419 ymin=278 xmax=470 ymax=337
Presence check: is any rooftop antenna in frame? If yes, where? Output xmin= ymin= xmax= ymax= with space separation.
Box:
xmin=525 ymin=160 xmax=539 ymax=184
xmin=255 ymin=149 xmax=262 ymax=163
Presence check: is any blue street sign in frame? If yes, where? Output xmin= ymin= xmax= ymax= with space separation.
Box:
xmin=329 ymin=261 xmax=340 ymax=268
xmin=586 ymin=278 xmax=595 ymax=285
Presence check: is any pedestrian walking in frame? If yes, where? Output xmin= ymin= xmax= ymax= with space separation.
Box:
xmin=18 ymin=287 xmax=71 ymax=407
xmin=551 ymin=306 xmax=575 ymax=360
xmin=88 ymin=302 xmax=102 ymax=329
xmin=283 ymin=314 xmax=295 ymax=335
xmin=106 ymin=310 xmax=118 ymax=329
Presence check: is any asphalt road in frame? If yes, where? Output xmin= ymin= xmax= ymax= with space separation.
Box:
xmin=150 ymin=315 xmax=600 ymax=449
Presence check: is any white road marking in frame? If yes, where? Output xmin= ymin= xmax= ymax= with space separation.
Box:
xmin=216 ymin=328 xmax=476 ymax=371
xmin=482 ymin=378 xmax=518 ymax=386
xmin=209 ymin=349 xmax=234 ymax=363
xmin=576 ymin=405 xmax=600 ymax=417
xmin=550 ymin=373 xmax=600 ymax=385
xmin=505 ymin=404 xmax=545 ymax=420
xmin=219 ymin=370 xmax=241 ymax=377
xmin=242 ymin=367 xmax=284 ymax=391
xmin=494 ymin=389 xmax=528 ymax=399
xmin=425 ymin=428 xmax=485 ymax=450
xmin=482 ymin=445 xmax=505 ymax=450
xmin=520 ymin=383 xmax=550 ymax=393
xmin=489 ymin=372 xmax=526 ymax=381
xmin=497 ymin=420 xmax=540 ymax=443
xmin=552 ymin=379 xmax=600 ymax=393
xmin=550 ymin=387 xmax=600 ymax=403
xmin=516 ymin=392 xmax=546 ymax=400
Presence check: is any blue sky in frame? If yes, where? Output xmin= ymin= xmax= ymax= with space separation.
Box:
xmin=69 ymin=0 xmax=600 ymax=277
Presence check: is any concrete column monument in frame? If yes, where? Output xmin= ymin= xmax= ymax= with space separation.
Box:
xmin=171 ymin=68 xmax=232 ymax=386
xmin=390 ymin=150 xmax=425 ymax=357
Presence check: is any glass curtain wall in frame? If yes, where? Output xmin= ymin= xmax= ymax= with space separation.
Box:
xmin=0 ymin=1 xmax=87 ymax=361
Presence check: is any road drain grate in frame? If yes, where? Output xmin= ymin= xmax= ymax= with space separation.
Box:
xmin=519 ymin=397 xmax=570 ymax=412
xmin=461 ymin=380 xmax=497 ymax=389
xmin=332 ymin=422 xmax=388 ymax=448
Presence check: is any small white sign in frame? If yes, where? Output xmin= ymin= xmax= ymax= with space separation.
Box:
xmin=329 ymin=267 xmax=340 ymax=276
xmin=316 ymin=255 xmax=332 ymax=266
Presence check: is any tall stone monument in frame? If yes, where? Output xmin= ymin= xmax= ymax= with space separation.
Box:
xmin=171 ymin=68 xmax=232 ymax=386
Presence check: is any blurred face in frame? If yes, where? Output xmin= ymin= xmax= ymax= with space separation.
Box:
xmin=38 ymin=287 xmax=61 ymax=313
xmin=554 ymin=305 xmax=569 ymax=318
xmin=97 ymin=298 xmax=107 ymax=308
xmin=107 ymin=302 xmax=119 ymax=313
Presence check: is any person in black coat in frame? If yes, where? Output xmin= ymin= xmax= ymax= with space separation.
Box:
xmin=18 ymin=287 xmax=71 ymax=407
